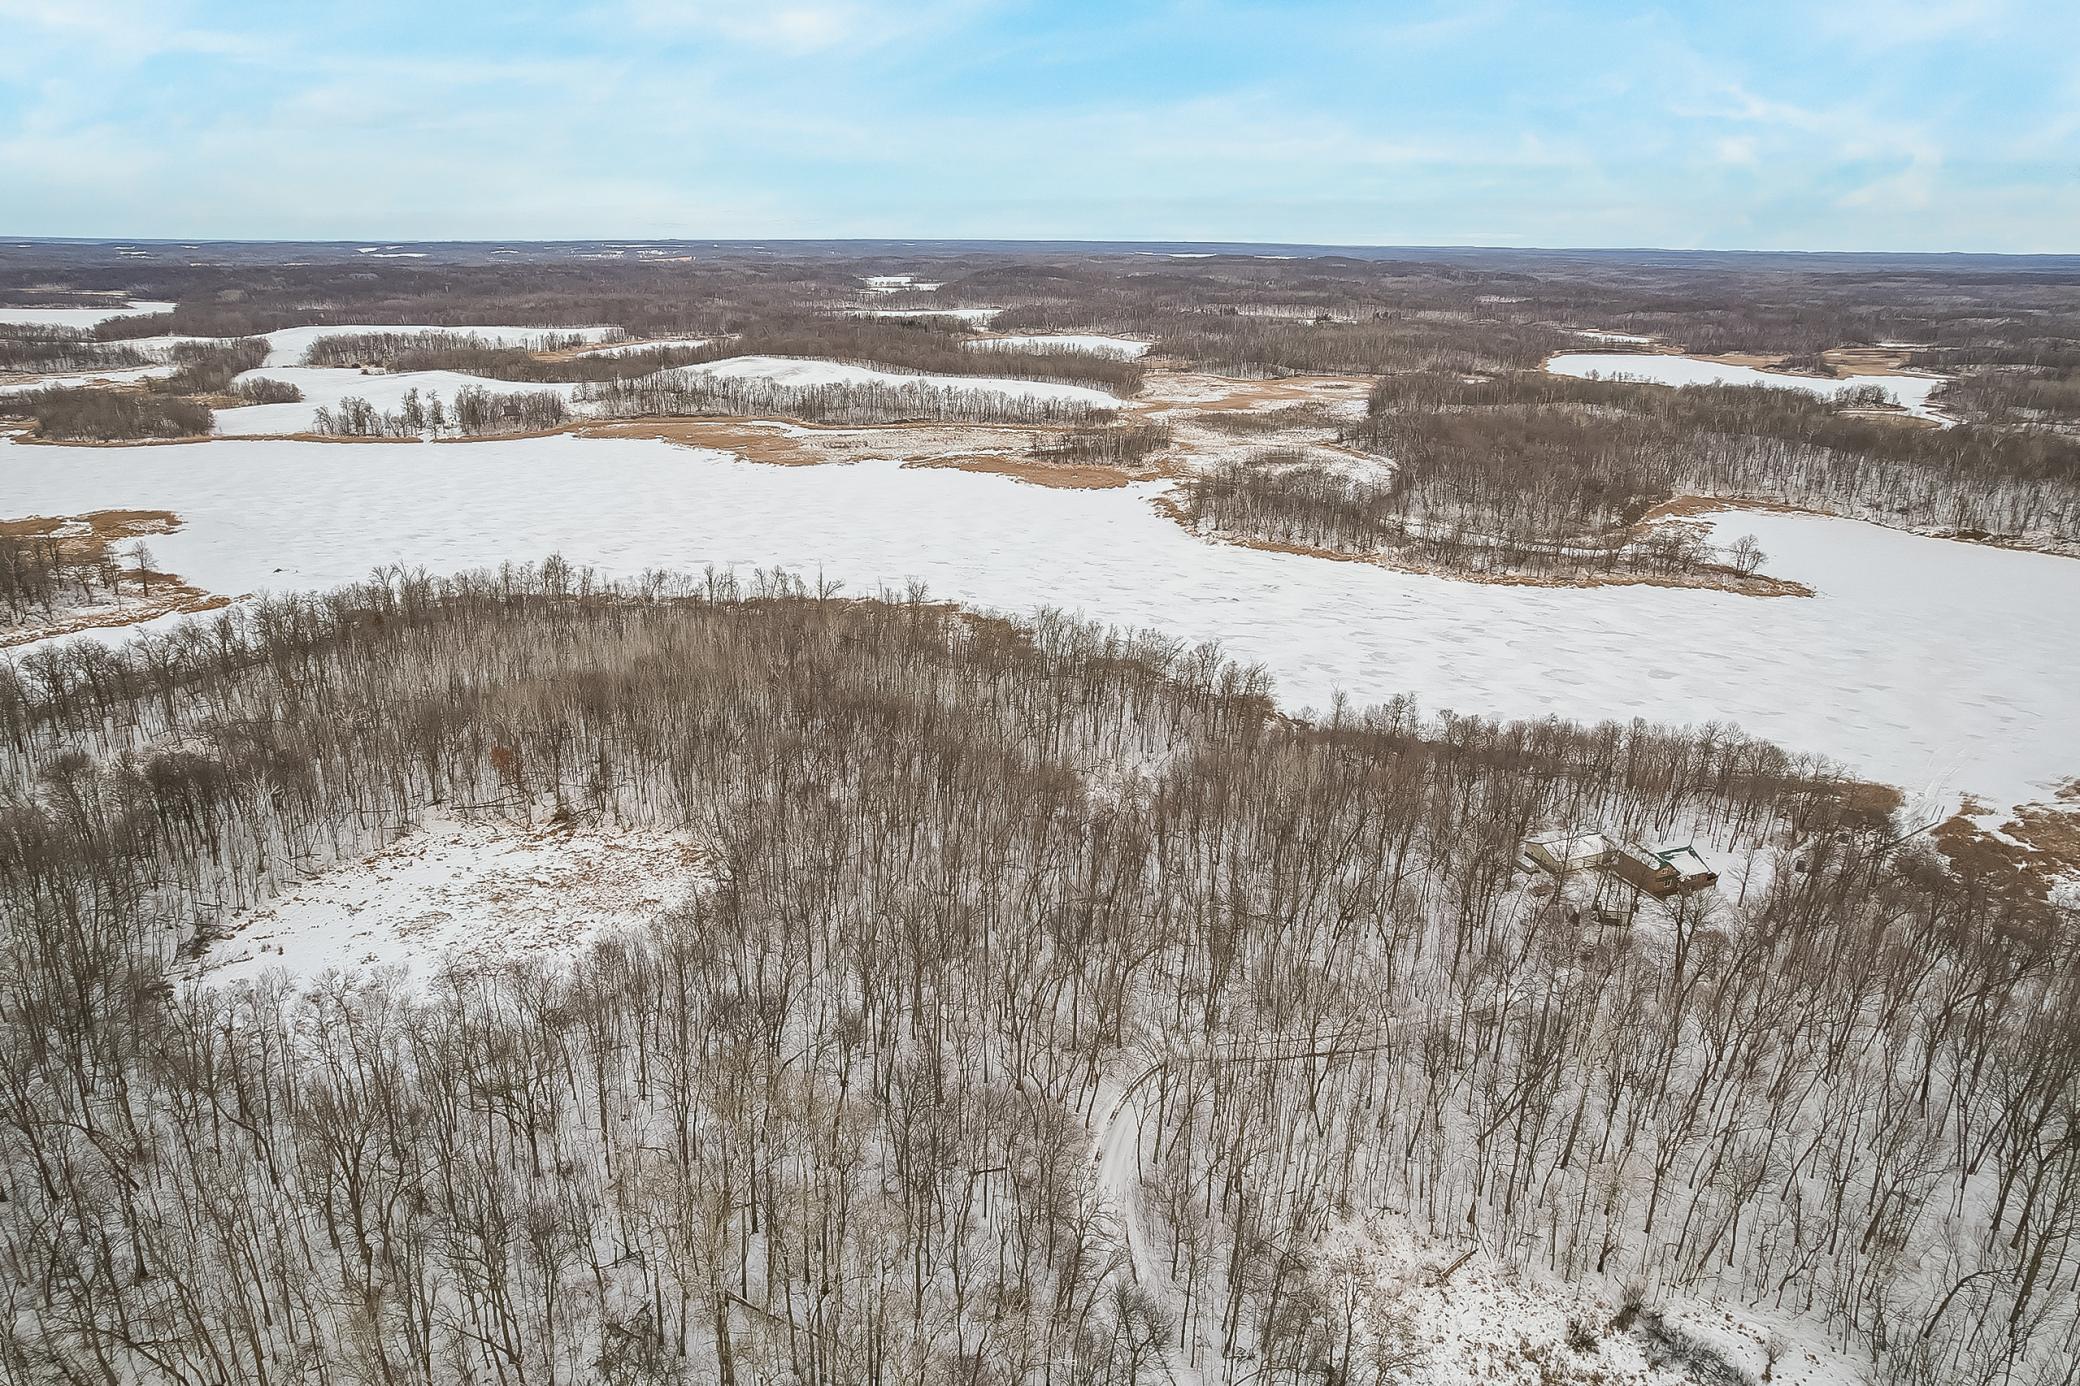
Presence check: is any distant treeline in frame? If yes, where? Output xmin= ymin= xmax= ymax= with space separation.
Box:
xmin=302 ymin=318 xmax=1145 ymax=394
xmin=1353 ymin=370 xmax=2080 ymax=548
xmin=20 ymin=388 xmax=212 ymax=440
xmin=302 ymin=330 xmax=613 ymax=373
xmin=11 ymin=247 xmax=2072 ymax=431
xmin=583 ymin=370 xmax=1116 ymax=426
xmin=310 ymin=385 xmax=571 ymax=437
xmin=150 ymin=337 xmax=265 ymax=396
xmin=1177 ymin=365 xmax=2078 ymax=576
xmin=0 ymin=325 xmax=148 ymax=375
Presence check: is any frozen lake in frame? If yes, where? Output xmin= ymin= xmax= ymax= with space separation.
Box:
xmin=0 ymin=299 xmax=175 ymax=330
xmin=4 ymin=432 xmax=2073 ymax=812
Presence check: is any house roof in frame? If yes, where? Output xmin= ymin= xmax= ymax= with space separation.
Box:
xmin=1526 ymin=829 xmax=1611 ymax=866
xmin=1654 ymin=844 xmax=1714 ymax=876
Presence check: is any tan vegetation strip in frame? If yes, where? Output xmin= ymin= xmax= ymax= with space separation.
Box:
xmin=902 ymin=456 xmax=1137 ymax=489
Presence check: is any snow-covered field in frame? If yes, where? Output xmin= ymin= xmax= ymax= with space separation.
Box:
xmin=213 ymin=366 xmax=584 ymax=434
xmin=0 ymin=363 xmax=178 ymax=396
xmin=678 ymin=353 xmax=1120 ymax=406
xmin=847 ymin=306 xmax=1002 ymax=323
xmin=1569 ymin=327 xmax=1657 ymax=344
xmin=0 ymin=299 xmax=175 ymax=329
xmin=191 ymin=813 xmax=700 ymax=987
xmin=6 ymin=432 xmax=2073 ymax=814
xmin=969 ymin=333 xmax=1152 ymax=358
xmin=1547 ymin=350 xmax=1948 ymax=418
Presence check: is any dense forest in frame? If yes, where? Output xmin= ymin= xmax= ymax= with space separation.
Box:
xmin=1173 ymin=370 xmax=2080 ymax=580
xmin=2 ymin=570 xmax=2071 ymax=1384
xmin=579 ymin=371 xmax=1115 ymax=427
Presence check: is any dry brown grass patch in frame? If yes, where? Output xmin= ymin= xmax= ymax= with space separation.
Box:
xmin=1821 ymin=346 xmax=1926 ymax=378
xmin=1931 ymin=799 xmax=2075 ymax=923
xmin=572 ymin=419 xmax=833 ymax=465
xmin=902 ymin=456 xmax=1136 ymax=489
xmin=0 ymin=508 xmax=182 ymax=545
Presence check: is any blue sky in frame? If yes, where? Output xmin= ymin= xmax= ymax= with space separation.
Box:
xmin=1 ymin=0 xmax=2074 ymax=250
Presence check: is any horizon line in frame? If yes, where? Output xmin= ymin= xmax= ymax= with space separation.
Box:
xmin=5 ymin=235 xmax=2078 ymax=261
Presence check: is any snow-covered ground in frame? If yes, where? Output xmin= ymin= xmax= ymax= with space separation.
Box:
xmin=1314 ymin=1219 xmax=1864 ymax=1386
xmin=190 ymin=812 xmax=700 ymax=988
xmin=111 ymin=334 xmax=229 ymax=356
xmin=678 ymin=354 xmax=1120 ymax=407
xmin=1546 ymin=350 xmax=1948 ymax=419
xmin=969 ymin=333 xmax=1152 ymax=358
xmin=213 ymin=367 xmax=585 ymax=434
xmin=8 ymin=323 xmax=618 ymax=411
xmin=0 ymin=299 xmax=175 ymax=329
xmin=861 ymin=274 xmax=944 ymax=292
xmin=6 ymin=432 xmax=2073 ymax=814
xmin=0 ymin=363 xmax=178 ymax=396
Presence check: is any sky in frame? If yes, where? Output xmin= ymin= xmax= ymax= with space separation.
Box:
xmin=1 ymin=0 xmax=2075 ymax=252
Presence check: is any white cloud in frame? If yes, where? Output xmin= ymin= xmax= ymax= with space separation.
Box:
xmin=0 ymin=0 xmax=267 ymax=64
xmin=1811 ymin=0 xmax=2007 ymax=50
xmin=622 ymin=0 xmax=988 ymax=55
xmin=1837 ymin=154 xmax=1940 ymax=212
xmin=1714 ymin=135 xmax=1760 ymax=166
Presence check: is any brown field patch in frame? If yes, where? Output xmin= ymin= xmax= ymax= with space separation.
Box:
xmin=0 ymin=507 xmax=182 ymax=544
xmin=1144 ymin=373 xmax=1373 ymax=414
xmin=1931 ymin=796 xmax=2079 ymax=925
xmin=1821 ymin=346 xmax=1927 ymax=378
